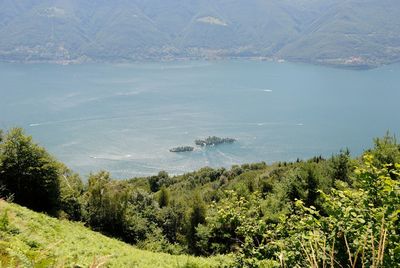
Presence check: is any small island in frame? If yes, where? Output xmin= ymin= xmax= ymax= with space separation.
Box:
xmin=169 ymin=146 xmax=195 ymax=153
xmin=195 ymin=136 xmax=236 ymax=146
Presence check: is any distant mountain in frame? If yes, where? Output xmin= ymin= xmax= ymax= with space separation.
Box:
xmin=0 ymin=0 xmax=399 ymax=67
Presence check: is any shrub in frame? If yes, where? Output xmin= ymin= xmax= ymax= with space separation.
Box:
xmin=0 ymin=128 xmax=60 ymax=215
xmin=281 ymin=153 xmax=400 ymax=267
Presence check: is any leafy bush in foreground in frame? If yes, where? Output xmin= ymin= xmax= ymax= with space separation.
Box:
xmin=217 ymin=153 xmax=400 ymax=267
xmin=0 ymin=128 xmax=60 ymax=215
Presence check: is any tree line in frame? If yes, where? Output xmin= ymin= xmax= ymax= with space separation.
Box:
xmin=0 ymin=127 xmax=399 ymax=267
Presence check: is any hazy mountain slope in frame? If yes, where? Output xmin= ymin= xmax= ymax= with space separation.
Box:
xmin=82 ymin=2 xmax=171 ymax=60
xmin=0 ymin=0 xmax=399 ymax=67
xmin=278 ymin=0 xmax=400 ymax=65
xmin=177 ymin=1 xmax=298 ymax=52
xmin=134 ymin=0 xmax=202 ymax=36
xmin=0 ymin=0 xmax=90 ymax=61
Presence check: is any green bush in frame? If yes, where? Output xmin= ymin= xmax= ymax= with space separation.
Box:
xmin=0 ymin=128 xmax=60 ymax=215
xmin=280 ymin=153 xmax=400 ymax=267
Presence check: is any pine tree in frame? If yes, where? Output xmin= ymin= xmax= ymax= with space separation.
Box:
xmin=158 ymin=186 xmax=170 ymax=208
xmin=187 ymin=193 xmax=206 ymax=254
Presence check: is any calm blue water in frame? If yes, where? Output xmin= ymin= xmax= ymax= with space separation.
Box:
xmin=1 ymin=61 xmax=399 ymax=178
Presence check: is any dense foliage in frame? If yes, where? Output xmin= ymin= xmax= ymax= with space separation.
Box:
xmin=0 ymin=128 xmax=60 ymax=215
xmin=0 ymin=127 xmax=399 ymax=267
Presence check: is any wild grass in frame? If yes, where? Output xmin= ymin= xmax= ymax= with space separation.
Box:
xmin=0 ymin=200 xmax=232 ymax=267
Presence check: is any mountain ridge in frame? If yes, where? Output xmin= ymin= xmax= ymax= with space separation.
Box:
xmin=1 ymin=0 xmax=400 ymax=68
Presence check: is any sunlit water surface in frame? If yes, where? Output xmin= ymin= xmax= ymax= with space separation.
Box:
xmin=1 ymin=61 xmax=399 ymax=178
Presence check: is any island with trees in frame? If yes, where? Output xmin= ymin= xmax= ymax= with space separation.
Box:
xmin=169 ymin=146 xmax=194 ymax=153
xmin=170 ymin=136 xmax=236 ymax=153
xmin=194 ymin=136 xmax=236 ymax=146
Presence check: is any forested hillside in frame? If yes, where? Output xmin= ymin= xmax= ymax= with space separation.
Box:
xmin=0 ymin=128 xmax=399 ymax=267
xmin=1 ymin=0 xmax=400 ymax=67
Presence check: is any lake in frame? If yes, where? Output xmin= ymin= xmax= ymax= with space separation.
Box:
xmin=1 ymin=61 xmax=399 ymax=178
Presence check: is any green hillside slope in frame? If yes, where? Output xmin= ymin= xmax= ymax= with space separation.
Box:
xmin=0 ymin=200 xmax=232 ymax=267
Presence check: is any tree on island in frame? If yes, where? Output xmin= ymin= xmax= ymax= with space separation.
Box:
xmin=194 ymin=136 xmax=236 ymax=147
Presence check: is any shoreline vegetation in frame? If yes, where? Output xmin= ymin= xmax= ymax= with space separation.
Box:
xmin=170 ymin=136 xmax=236 ymax=153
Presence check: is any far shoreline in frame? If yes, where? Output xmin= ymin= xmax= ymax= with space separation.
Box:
xmin=0 ymin=55 xmax=396 ymax=70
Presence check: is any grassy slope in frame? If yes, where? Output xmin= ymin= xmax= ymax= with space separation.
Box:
xmin=0 ymin=200 xmax=231 ymax=268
